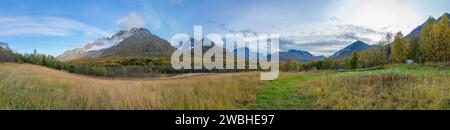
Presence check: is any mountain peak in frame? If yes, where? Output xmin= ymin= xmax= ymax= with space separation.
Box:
xmin=129 ymin=27 xmax=151 ymax=34
xmin=352 ymin=40 xmax=366 ymax=45
xmin=347 ymin=40 xmax=370 ymax=49
xmin=111 ymin=27 xmax=151 ymax=41
xmin=57 ymin=27 xmax=174 ymax=61
xmin=331 ymin=40 xmax=372 ymax=58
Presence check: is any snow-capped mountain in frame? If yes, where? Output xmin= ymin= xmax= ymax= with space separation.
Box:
xmin=57 ymin=27 xmax=175 ymax=61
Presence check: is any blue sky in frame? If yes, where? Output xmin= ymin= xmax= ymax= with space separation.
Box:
xmin=0 ymin=0 xmax=448 ymax=56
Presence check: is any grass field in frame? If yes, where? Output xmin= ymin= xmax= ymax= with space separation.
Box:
xmin=0 ymin=63 xmax=260 ymax=110
xmin=1 ymin=63 xmax=449 ymax=110
xmin=253 ymin=73 xmax=318 ymax=110
xmin=255 ymin=65 xmax=450 ymax=110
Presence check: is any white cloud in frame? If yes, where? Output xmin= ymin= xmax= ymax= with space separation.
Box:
xmin=213 ymin=21 xmax=387 ymax=56
xmin=0 ymin=16 xmax=107 ymax=37
xmin=333 ymin=0 xmax=423 ymax=34
xmin=117 ymin=12 xmax=146 ymax=29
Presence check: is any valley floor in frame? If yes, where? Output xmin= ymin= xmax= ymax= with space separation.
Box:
xmin=0 ymin=63 xmax=449 ymax=110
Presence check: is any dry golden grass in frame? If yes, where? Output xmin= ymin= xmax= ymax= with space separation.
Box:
xmin=0 ymin=63 xmax=260 ymax=110
xmin=296 ymin=65 xmax=450 ymax=110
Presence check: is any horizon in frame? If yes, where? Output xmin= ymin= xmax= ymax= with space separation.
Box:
xmin=0 ymin=0 xmax=449 ymax=56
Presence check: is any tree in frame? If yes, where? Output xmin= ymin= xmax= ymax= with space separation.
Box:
xmin=373 ymin=33 xmax=392 ymax=65
xmin=349 ymin=52 xmax=359 ymax=69
xmin=322 ymin=58 xmax=334 ymax=70
xmin=419 ymin=17 xmax=436 ymax=63
xmin=315 ymin=60 xmax=323 ymax=70
xmin=446 ymin=16 xmax=450 ymax=64
xmin=419 ymin=15 xmax=450 ymax=63
xmin=391 ymin=32 xmax=410 ymax=63
xmin=286 ymin=61 xmax=301 ymax=72
xmin=432 ymin=14 xmax=449 ymax=63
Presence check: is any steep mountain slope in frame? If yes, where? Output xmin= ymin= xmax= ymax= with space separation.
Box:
xmin=406 ymin=13 xmax=449 ymax=38
xmin=57 ymin=28 xmax=175 ymax=61
xmin=330 ymin=40 xmax=374 ymax=59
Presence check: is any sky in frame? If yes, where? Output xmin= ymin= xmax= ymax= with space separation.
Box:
xmin=0 ymin=0 xmax=448 ymax=56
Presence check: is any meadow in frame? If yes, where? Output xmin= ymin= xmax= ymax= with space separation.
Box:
xmin=0 ymin=63 xmax=449 ymax=110
xmin=0 ymin=63 xmax=260 ymax=110
xmin=255 ymin=64 xmax=450 ymax=110
xmin=295 ymin=65 xmax=450 ymax=110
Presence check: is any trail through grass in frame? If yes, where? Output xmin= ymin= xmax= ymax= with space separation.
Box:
xmin=254 ymin=73 xmax=319 ymax=110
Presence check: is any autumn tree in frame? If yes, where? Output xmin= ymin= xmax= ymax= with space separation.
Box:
xmin=391 ymin=32 xmax=410 ymax=63
xmin=419 ymin=17 xmax=436 ymax=63
xmin=432 ymin=14 xmax=449 ymax=63
xmin=446 ymin=15 xmax=450 ymax=63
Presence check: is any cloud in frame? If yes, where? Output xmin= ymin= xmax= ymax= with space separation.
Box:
xmin=280 ymin=39 xmax=350 ymax=56
xmin=117 ymin=12 xmax=146 ymax=29
xmin=0 ymin=16 xmax=107 ymax=37
xmin=276 ymin=23 xmax=387 ymax=56
xmin=209 ymin=21 xmax=387 ymax=56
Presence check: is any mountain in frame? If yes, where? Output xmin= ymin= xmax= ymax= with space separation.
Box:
xmin=330 ymin=40 xmax=374 ymax=59
xmin=57 ymin=27 xmax=175 ymax=61
xmin=0 ymin=42 xmax=15 ymax=62
xmin=279 ymin=49 xmax=319 ymax=62
xmin=0 ymin=42 xmax=9 ymax=50
xmin=406 ymin=13 xmax=449 ymax=38
xmin=315 ymin=55 xmax=327 ymax=60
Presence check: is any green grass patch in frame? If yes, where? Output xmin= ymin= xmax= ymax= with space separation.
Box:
xmin=253 ymin=74 xmax=319 ymax=110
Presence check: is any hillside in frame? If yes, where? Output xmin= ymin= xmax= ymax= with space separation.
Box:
xmin=57 ymin=28 xmax=175 ymax=61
